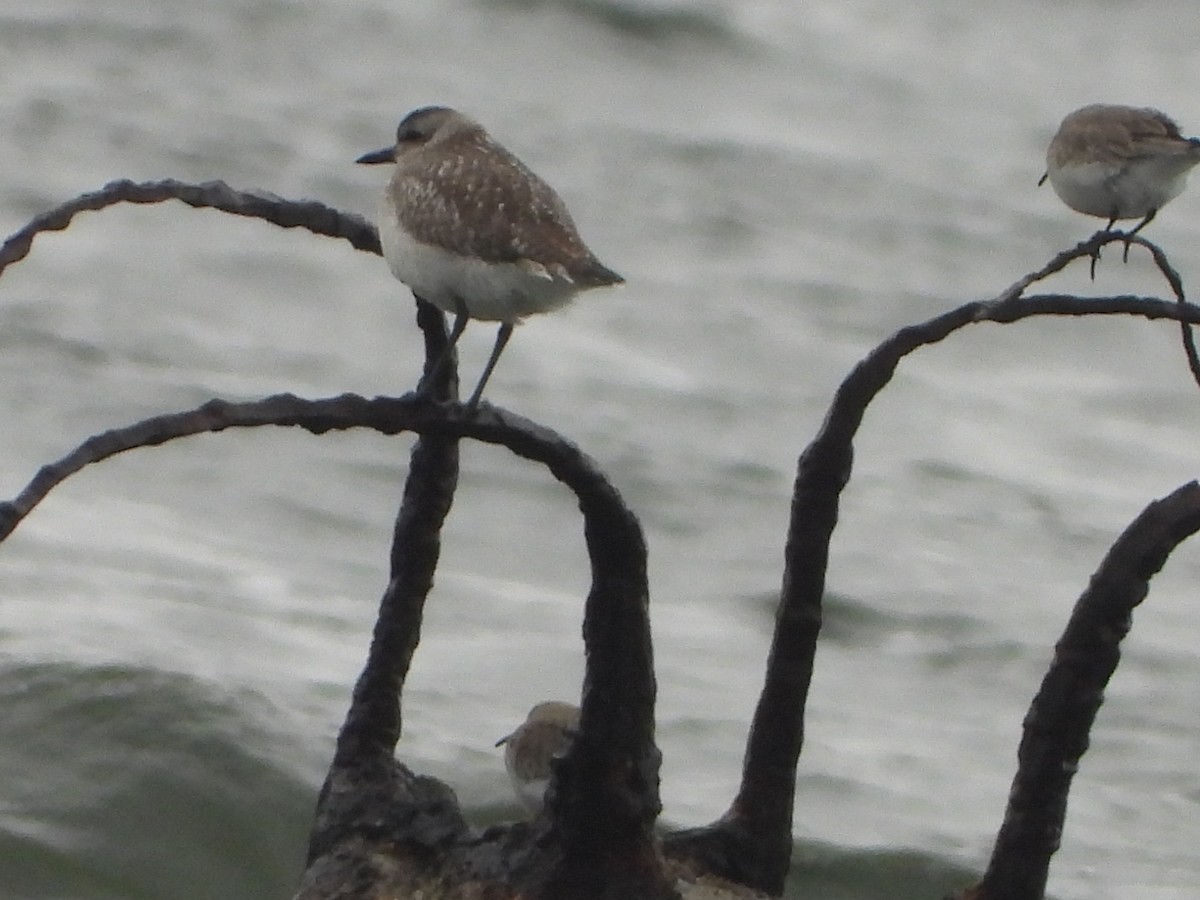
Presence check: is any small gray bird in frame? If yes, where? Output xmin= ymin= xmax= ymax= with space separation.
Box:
xmin=495 ymin=701 xmax=580 ymax=815
xmin=1039 ymin=103 xmax=1200 ymax=233
xmin=357 ymin=106 xmax=624 ymax=408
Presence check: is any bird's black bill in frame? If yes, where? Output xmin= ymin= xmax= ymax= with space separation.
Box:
xmin=356 ymin=147 xmax=395 ymax=165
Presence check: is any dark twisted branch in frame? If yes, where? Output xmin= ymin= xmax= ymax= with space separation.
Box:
xmin=303 ymin=299 xmax=462 ymax=869
xmin=0 ymin=389 xmax=665 ymax=899
xmin=665 ymin=235 xmax=1200 ymax=896
xmin=346 ymin=299 xmax=458 ymax=763
xmin=7 ymin=182 xmax=1199 ymax=898
xmin=961 ymin=480 xmax=1200 ymax=900
xmin=0 ymin=182 xmax=461 ymax=778
xmin=0 ymin=178 xmax=381 ymax=277
xmin=1119 ymin=234 xmax=1200 ymax=392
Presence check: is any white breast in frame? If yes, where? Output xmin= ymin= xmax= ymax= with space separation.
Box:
xmin=509 ymin=774 xmax=551 ymax=814
xmin=1049 ymin=159 xmax=1192 ymax=220
xmin=377 ymin=203 xmax=583 ymax=322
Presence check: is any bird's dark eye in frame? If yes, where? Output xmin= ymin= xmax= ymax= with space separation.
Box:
xmin=396 ymin=122 xmax=432 ymax=144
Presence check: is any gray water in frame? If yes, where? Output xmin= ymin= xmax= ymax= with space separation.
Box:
xmin=2 ymin=1 xmax=1199 ymax=897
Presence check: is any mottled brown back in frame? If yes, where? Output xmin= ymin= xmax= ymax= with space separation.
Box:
xmin=390 ymin=119 xmax=622 ymax=285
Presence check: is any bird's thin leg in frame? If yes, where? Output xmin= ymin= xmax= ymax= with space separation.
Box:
xmin=1086 ymin=210 xmax=1126 ymax=280
xmin=466 ymin=322 xmax=514 ymax=410
xmin=1128 ymin=209 xmax=1157 ymax=236
xmin=418 ymin=300 xmax=469 ymax=396
xmin=1122 ymin=209 xmax=1156 ymax=263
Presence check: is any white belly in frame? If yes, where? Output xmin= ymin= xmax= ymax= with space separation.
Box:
xmin=510 ymin=774 xmax=550 ymax=814
xmin=376 ymin=203 xmax=583 ymax=322
xmin=1048 ymin=158 xmax=1192 ymax=220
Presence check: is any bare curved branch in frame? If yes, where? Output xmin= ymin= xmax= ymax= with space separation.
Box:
xmin=0 ymin=178 xmax=380 ymax=278
xmin=9 ymin=181 xmax=1200 ymax=898
xmin=967 ymin=480 xmax=1200 ymax=900
xmin=303 ymin=301 xmax=462 ymax=867
xmin=667 ymin=237 xmax=1200 ymax=896
xmin=1141 ymin=238 xmax=1200 ymax=393
xmin=0 ymin=388 xmax=665 ymax=899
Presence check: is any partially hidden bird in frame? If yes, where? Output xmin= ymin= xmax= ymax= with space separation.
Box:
xmin=495 ymin=700 xmax=580 ymax=815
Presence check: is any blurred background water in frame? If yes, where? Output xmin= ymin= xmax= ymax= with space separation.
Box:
xmin=2 ymin=1 xmax=1199 ymax=897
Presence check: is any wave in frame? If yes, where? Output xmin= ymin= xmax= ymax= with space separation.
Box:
xmin=485 ymin=0 xmax=745 ymax=44
xmin=0 ymin=661 xmax=314 ymax=900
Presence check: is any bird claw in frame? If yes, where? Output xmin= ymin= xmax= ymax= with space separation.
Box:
xmin=1088 ymin=238 xmax=1104 ymax=281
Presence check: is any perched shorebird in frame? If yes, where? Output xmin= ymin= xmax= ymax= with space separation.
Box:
xmin=495 ymin=701 xmax=580 ymax=815
xmin=1040 ymin=103 xmax=1200 ymax=234
xmin=357 ymin=106 xmax=624 ymax=408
